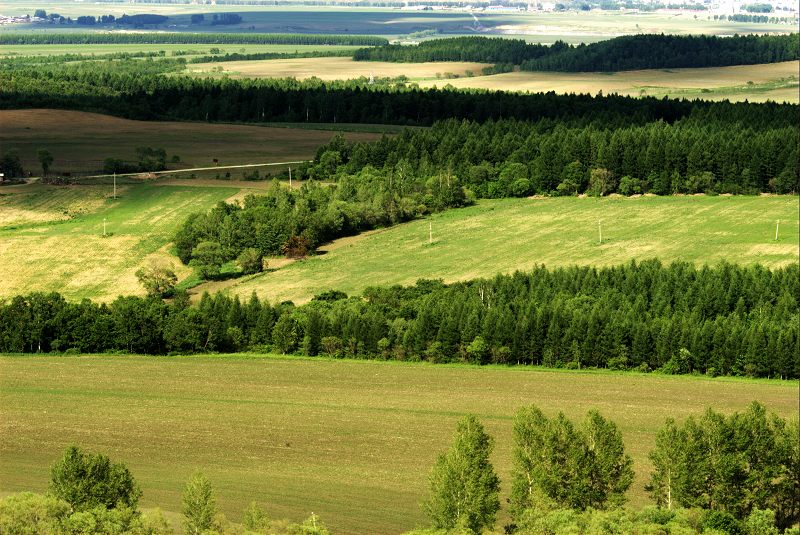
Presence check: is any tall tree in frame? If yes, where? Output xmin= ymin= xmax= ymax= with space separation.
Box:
xmin=424 ymin=415 xmax=500 ymax=534
xmin=182 ymin=473 xmax=217 ymax=535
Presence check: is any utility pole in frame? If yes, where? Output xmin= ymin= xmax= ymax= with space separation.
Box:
xmin=103 ymin=218 xmax=107 ymax=237
xmin=113 ymin=172 xmax=117 ymax=199
xmin=429 ymin=220 xmax=432 ymax=245
xmin=288 ymin=166 xmax=292 ymax=188
xmin=598 ymin=219 xmax=602 ymax=245
xmin=775 ymin=219 xmax=780 ymax=241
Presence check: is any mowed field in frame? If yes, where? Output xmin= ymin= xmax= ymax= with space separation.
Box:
xmin=0 ymin=354 xmax=796 ymax=534
xmin=188 ymin=56 xmax=491 ymax=81
xmin=0 ymin=109 xmax=383 ymax=173
xmin=220 ymin=195 xmax=800 ymax=304
xmin=420 ymin=61 xmax=800 ymax=103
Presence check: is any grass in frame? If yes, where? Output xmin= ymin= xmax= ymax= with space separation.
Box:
xmin=0 ymin=109 xmax=383 ymax=174
xmin=0 ymin=354 xmax=795 ymax=534
xmin=418 ymin=61 xmax=800 ymax=103
xmin=223 ymin=195 xmax=800 ymax=304
xmin=0 ymin=182 xmax=240 ymax=301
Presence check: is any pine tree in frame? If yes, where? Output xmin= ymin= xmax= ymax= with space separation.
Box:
xmin=424 ymin=415 xmax=500 ymax=534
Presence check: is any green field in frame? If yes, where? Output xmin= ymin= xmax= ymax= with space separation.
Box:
xmin=0 ymin=354 xmax=795 ymax=534
xmin=215 ymin=195 xmax=800 ymax=304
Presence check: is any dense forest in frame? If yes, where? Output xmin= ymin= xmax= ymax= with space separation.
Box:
xmin=1 ymin=261 xmax=797 ymax=379
xmin=312 ymin=118 xmax=799 ymax=196
xmin=354 ymin=33 xmax=800 ymax=71
xmin=170 ymin=118 xmax=797 ymax=273
xmin=0 ymin=32 xmax=388 ymax=46
xmin=2 ymin=64 xmax=798 ymax=129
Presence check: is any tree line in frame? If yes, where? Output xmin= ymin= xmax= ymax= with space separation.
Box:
xmin=311 ymin=118 xmax=799 ymax=196
xmin=354 ymin=34 xmax=800 ymax=72
xmin=421 ymin=402 xmax=797 ymax=533
xmin=1 ymin=401 xmax=796 ymax=534
xmin=0 ymin=32 xmax=388 ymax=46
xmin=2 ymin=66 xmax=797 ymax=128
xmin=1 ymin=261 xmax=797 ymax=379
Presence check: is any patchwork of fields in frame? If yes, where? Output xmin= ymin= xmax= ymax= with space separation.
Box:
xmin=0 ymin=354 xmax=795 ymax=534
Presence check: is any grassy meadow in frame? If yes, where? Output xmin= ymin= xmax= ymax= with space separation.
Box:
xmin=217 ymin=195 xmax=800 ymax=304
xmin=0 ymin=43 xmax=362 ymax=58
xmin=0 ymin=354 xmax=796 ymax=534
xmin=0 ymin=109 xmax=383 ymax=174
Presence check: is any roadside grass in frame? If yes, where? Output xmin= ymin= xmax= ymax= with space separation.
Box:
xmin=224 ymin=195 xmax=800 ymax=304
xmin=0 ymin=353 xmax=795 ymax=534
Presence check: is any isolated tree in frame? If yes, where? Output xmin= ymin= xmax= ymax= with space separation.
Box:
xmin=135 ymin=261 xmax=177 ymax=297
xmin=236 ymin=247 xmax=263 ymax=275
xmin=182 ymin=472 xmax=217 ymax=535
xmin=37 ymin=149 xmax=54 ymax=177
xmin=49 ymin=445 xmax=141 ymax=511
xmin=424 ymin=414 xmax=500 ymax=534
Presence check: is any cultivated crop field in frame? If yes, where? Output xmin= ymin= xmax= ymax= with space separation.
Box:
xmin=419 ymin=61 xmax=800 ymax=103
xmin=0 ymin=354 xmax=795 ymax=534
xmin=0 ymin=109 xmax=383 ymax=173
xmin=221 ymin=195 xmax=800 ymax=304
xmin=188 ymin=56 xmax=491 ymax=81
xmin=0 ymin=43 xmax=362 ymax=58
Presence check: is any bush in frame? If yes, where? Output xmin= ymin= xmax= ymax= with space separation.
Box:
xmin=49 ymin=445 xmax=141 ymax=511
xmin=236 ymin=248 xmax=264 ymax=275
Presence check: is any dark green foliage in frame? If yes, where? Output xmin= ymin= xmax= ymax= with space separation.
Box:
xmin=2 ymin=64 xmax=796 ymax=129
xmin=0 ymin=261 xmax=796 ymax=379
xmin=316 ymin=118 xmax=799 ymax=196
xmin=520 ymin=33 xmax=800 ymax=72
xmin=49 ymin=446 xmax=141 ymax=511
xmin=355 ymin=34 xmax=800 ymax=72
xmin=0 ymin=150 xmax=25 ymax=179
xmin=647 ymin=402 xmax=799 ymax=529
xmin=424 ymin=415 xmax=500 ymax=533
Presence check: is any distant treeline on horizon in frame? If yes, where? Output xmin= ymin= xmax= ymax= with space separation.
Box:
xmin=355 ymin=33 xmax=800 ymax=72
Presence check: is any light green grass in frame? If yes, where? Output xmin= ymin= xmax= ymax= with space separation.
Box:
xmin=0 ymin=183 xmax=239 ymax=301
xmin=0 ymin=354 xmax=795 ymax=534
xmin=223 ymin=195 xmax=800 ymax=304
